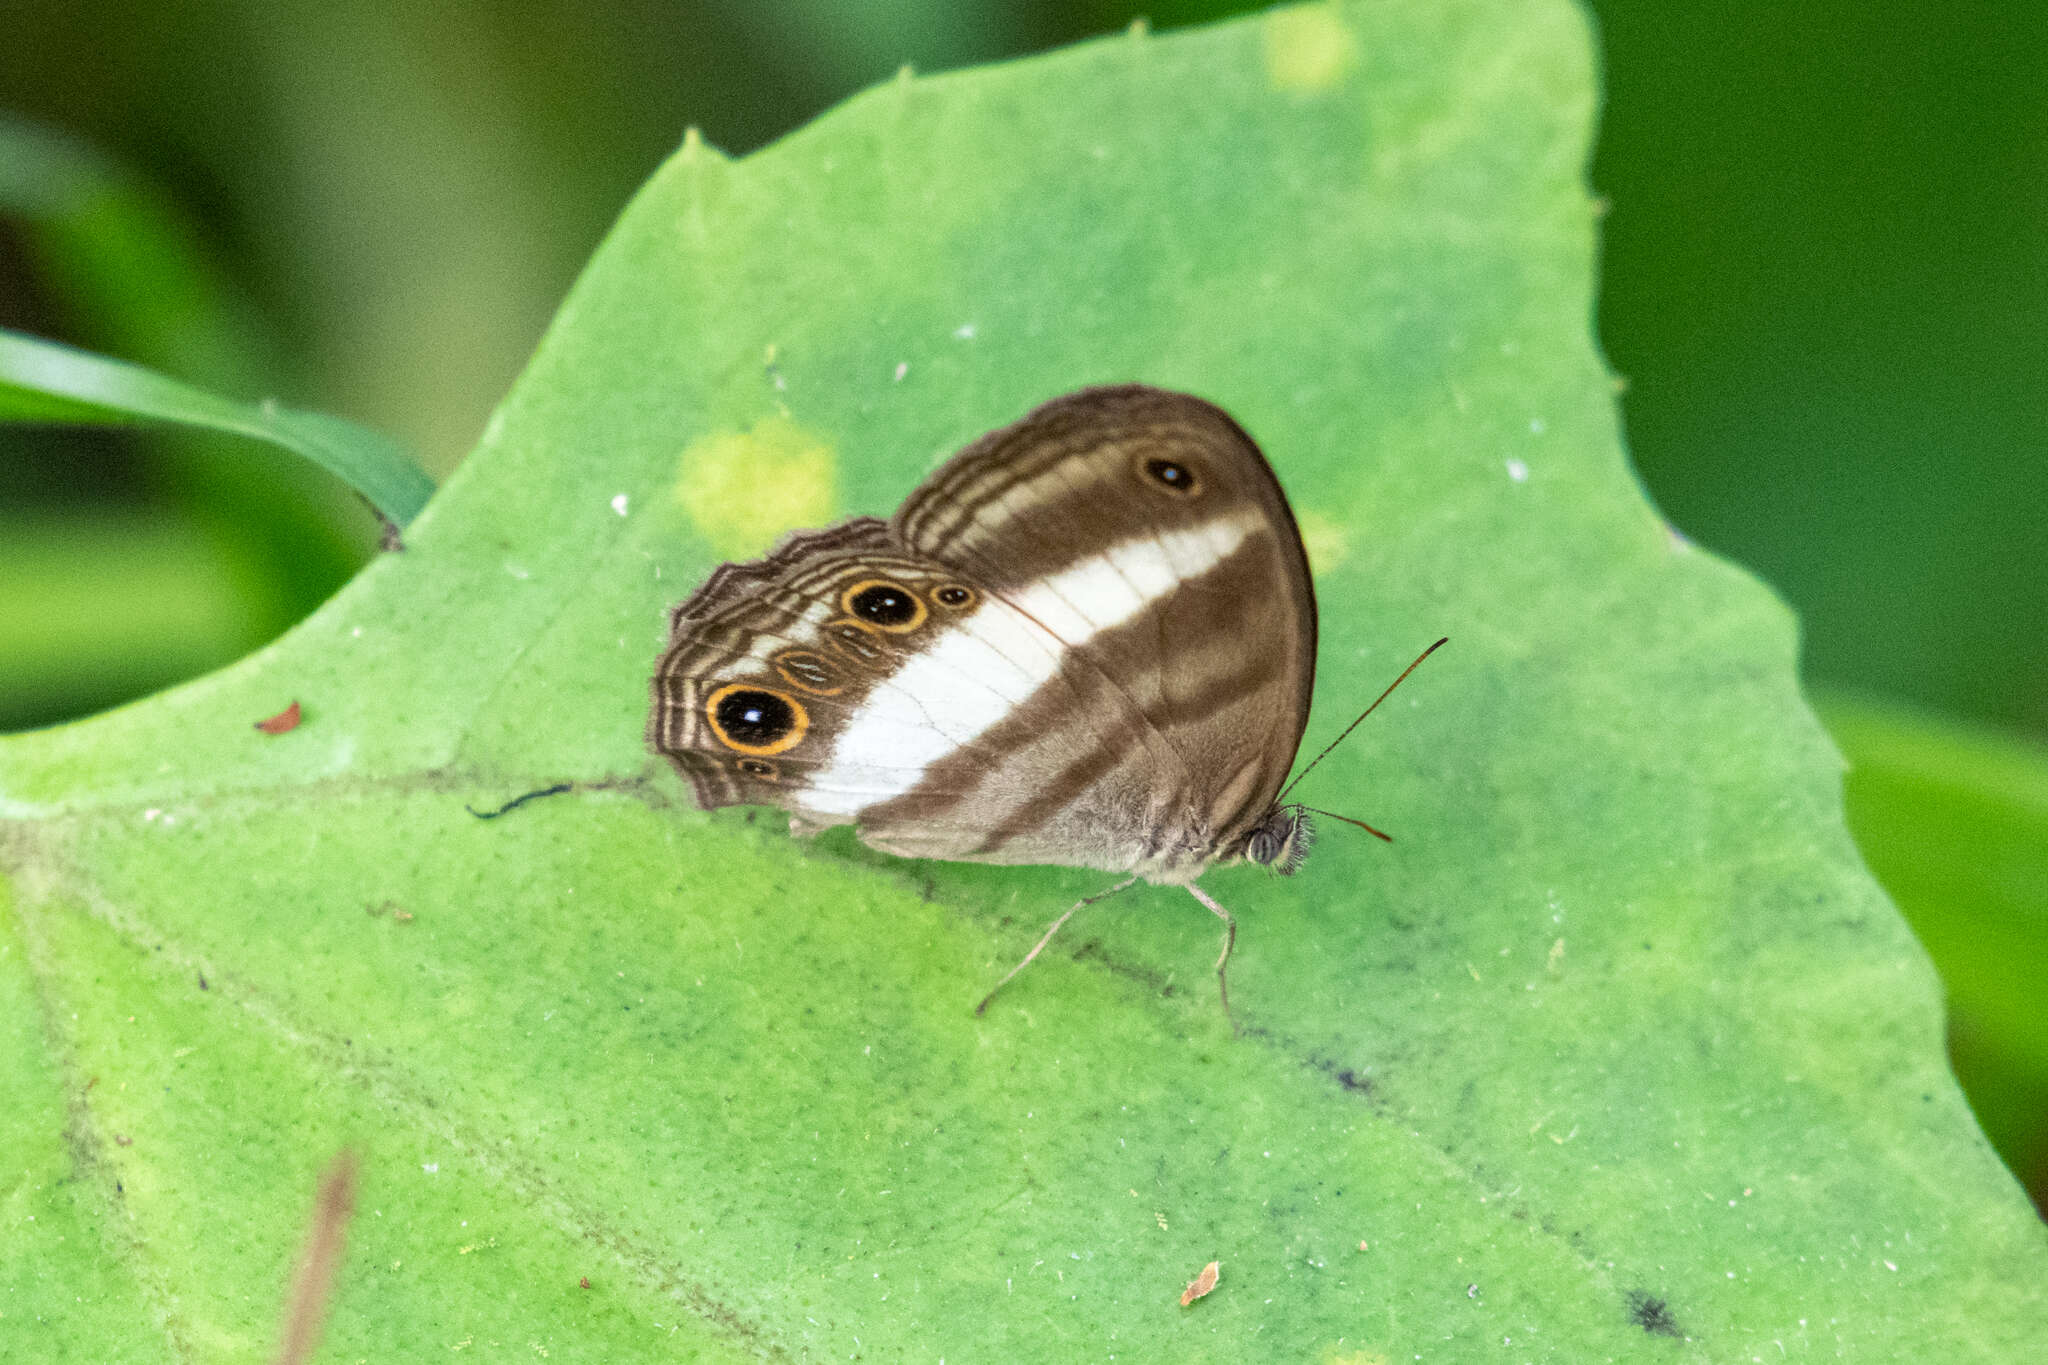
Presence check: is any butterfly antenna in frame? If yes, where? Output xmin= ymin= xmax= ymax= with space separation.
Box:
xmin=1298 ymin=805 xmax=1394 ymax=843
xmin=1278 ymin=637 xmax=1447 ymax=803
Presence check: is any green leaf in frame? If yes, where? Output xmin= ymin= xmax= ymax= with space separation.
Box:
xmin=0 ymin=328 xmax=434 ymax=527
xmin=2 ymin=2 xmax=2043 ymax=1359
xmin=0 ymin=119 xmax=387 ymax=730
xmin=1821 ymin=691 xmax=2048 ymax=1205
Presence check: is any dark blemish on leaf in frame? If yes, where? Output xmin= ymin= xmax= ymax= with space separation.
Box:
xmin=378 ymin=517 xmax=406 ymax=552
xmin=198 ymin=974 xmax=209 ymax=990
xmin=466 ymin=783 xmax=575 ymax=819
xmin=1297 ymin=1049 xmax=1382 ymax=1105
xmin=1627 ymin=1291 xmax=1683 ymax=1337
xmin=1068 ymin=938 xmax=1174 ymax=996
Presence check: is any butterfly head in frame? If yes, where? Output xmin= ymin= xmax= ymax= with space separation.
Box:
xmin=1242 ymin=805 xmax=1314 ymax=876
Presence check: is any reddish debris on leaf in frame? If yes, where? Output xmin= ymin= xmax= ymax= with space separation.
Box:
xmin=1179 ymin=1260 xmax=1221 ymax=1307
xmin=579 ymin=1277 xmax=591 ymax=1290
xmin=256 ymin=701 xmax=303 ymax=735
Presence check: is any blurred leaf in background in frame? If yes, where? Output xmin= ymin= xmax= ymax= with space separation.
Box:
xmin=3 ymin=0 xmax=2043 ymax=1211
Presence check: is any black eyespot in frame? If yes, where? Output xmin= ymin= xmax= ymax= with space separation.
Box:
xmin=852 ymin=584 xmax=916 ymax=623
xmin=1142 ymin=457 xmax=1202 ymax=496
xmin=934 ymin=584 xmax=976 ymax=609
xmin=717 ymin=690 xmax=793 ymax=744
xmin=840 ymin=578 xmax=928 ymax=632
xmin=706 ymin=683 xmax=808 ymax=755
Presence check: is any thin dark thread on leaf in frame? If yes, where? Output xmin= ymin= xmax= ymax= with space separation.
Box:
xmin=272 ymin=1150 xmax=359 ymax=1365
xmin=465 ymin=784 xmax=575 ymax=819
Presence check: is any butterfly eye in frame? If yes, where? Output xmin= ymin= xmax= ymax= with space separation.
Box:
xmin=705 ymin=683 xmax=808 ymax=756
xmin=1138 ymin=455 xmax=1203 ymax=497
xmin=933 ymin=583 xmax=977 ymax=609
xmin=840 ymin=578 xmax=928 ymax=633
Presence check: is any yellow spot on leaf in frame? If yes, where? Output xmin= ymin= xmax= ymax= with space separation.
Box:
xmin=1264 ymin=5 xmax=1359 ymax=93
xmin=674 ymin=415 xmax=837 ymax=559
xmin=1297 ymin=508 xmax=1351 ymax=577
xmin=1322 ymin=1350 xmax=1392 ymax=1365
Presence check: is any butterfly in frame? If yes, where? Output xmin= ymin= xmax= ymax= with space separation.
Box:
xmin=648 ymin=385 xmax=1436 ymax=1021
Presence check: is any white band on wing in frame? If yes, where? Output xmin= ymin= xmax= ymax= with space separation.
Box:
xmin=800 ymin=512 xmax=1257 ymax=815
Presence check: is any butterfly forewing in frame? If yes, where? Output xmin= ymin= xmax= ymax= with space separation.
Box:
xmin=895 ymin=387 xmax=1316 ymax=872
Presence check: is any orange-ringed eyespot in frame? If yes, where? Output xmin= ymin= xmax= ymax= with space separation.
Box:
xmin=705 ymin=683 xmax=808 ymax=756
xmin=840 ymin=578 xmax=927 ymax=632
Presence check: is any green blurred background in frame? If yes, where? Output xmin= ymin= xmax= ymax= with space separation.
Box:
xmin=4 ymin=1 xmax=2043 ymax=1211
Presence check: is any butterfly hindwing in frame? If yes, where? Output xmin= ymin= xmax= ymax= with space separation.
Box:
xmin=650 ymin=386 xmax=1317 ymax=884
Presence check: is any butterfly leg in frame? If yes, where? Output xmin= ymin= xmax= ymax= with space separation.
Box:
xmin=1185 ymin=882 xmax=1238 ymax=1032
xmin=975 ymin=874 xmax=1140 ymax=1017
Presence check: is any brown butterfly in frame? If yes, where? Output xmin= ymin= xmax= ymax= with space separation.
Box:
xmin=649 ymin=385 xmax=1435 ymax=1020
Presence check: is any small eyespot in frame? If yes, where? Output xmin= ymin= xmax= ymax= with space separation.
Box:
xmin=736 ymin=758 xmax=778 ymax=779
xmin=1138 ymin=455 xmax=1202 ymax=497
xmin=841 ymin=578 xmax=927 ymax=632
xmin=824 ymin=618 xmax=895 ymax=667
xmin=705 ymin=683 xmax=808 ymax=756
xmin=774 ymin=649 xmax=842 ymax=695
xmin=934 ymin=583 xmax=976 ymax=609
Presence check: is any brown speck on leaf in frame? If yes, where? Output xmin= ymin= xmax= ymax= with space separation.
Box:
xmin=256 ymin=701 xmax=302 ymax=735
xmin=1179 ymin=1260 xmax=1220 ymax=1307
xmin=579 ymin=1277 xmax=591 ymax=1290
xmin=199 ymin=974 xmax=209 ymax=991
xmin=272 ymin=1150 xmax=360 ymax=1365
xmin=115 ymin=1134 xmax=133 ymax=1147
